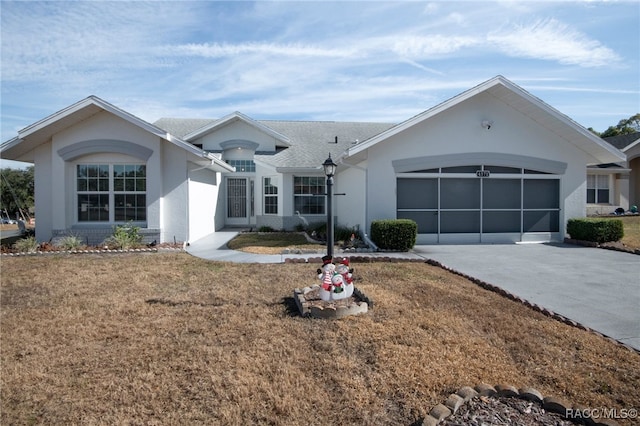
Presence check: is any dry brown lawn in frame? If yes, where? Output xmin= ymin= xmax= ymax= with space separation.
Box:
xmin=1 ymin=253 xmax=638 ymax=425
xmin=617 ymin=216 xmax=640 ymax=249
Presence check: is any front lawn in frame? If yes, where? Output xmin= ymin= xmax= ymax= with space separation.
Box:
xmin=226 ymin=231 xmax=325 ymax=254
xmin=1 ymin=254 xmax=638 ymax=425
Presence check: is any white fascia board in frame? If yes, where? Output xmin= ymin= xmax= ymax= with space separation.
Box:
xmin=165 ymin=133 xmax=234 ymax=172
xmin=347 ymin=77 xmax=505 ymax=158
xmin=184 ymin=111 xmax=291 ymax=146
xmin=18 ymin=96 xmax=166 ymax=140
xmin=501 ymin=80 xmax=626 ymax=163
xmin=275 ymin=166 xmax=325 ymax=174
xmin=0 ymin=137 xmax=22 ymax=154
xmin=622 ymin=138 xmax=640 ymax=153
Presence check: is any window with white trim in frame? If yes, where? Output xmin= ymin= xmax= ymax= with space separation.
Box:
xmin=587 ymin=175 xmax=609 ymax=204
xmin=263 ymin=177 xmax=278 ymax=215
xmin=294 ymin=176 xmax=325 ymax=215
xmin=77 ymin=164 xmax=146 ymax=222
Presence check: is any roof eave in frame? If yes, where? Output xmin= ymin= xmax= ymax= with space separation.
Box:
xmin=184 ymin=111 xmax=292 ymax=147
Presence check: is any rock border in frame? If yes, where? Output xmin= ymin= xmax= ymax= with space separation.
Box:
xmin=423 ymin=258 xmax=639 ymax=355
xmin=293 ymin=285 xmax=373 ymax=319
xmin=1 ymin=247 xmax=184 ymax=256
xmin=422 ymin=383 xmax=622 ymax=426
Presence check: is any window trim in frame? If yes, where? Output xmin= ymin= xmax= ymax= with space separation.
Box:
xmin=76 ymin=163 xmax=147 ymax=224
xmin=293 ymin=176 xmax=326 ymax=215
xmin=587 ymin=174 xmax=610 ymax=205
xmin=263 ymin=176 xmax=278 ymax=215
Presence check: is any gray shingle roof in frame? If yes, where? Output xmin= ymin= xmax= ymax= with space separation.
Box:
xmin=153 ymin=117 xmax=396 ymax=169
xmin=153 ymin=118 xmax=216 ymax=139
xmin=603 ymin=132 xmax=640 ymax=150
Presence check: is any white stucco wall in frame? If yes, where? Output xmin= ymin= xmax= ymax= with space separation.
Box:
xmin=335 ymin=163 xmax=367 ymax=230
xmin=188 ymin=164 xmax=220 ymax=242
xmin=161 ymin=142 xmax=189 ymax=243
xmin=194 ymin=120 xmax=279 ymax=152
xmin=33 ymin=144 xmax=52 ymax=242
xmin=36 ymin=111 xmax=164 ymax=242
xmin=359 ymin=92 xmax=596 ymax=240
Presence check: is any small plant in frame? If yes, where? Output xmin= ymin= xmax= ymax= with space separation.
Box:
xmin=12 ymin=236 xmax=39 ymax=253
xmin=57 ymin=235 xmax=84 ymax=251
xmin=105 ymin=222 xmax=143 ymax=250
xmin=257 ymin=225 xmax=275 ymax=232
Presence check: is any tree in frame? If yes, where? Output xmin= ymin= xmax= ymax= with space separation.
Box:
xmin=600 ymin=113 xmax=640 ymax=138
xmin=0 ymin=166 xmax=34 ymax=220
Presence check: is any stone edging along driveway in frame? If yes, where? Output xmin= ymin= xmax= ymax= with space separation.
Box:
xmin=423 ymin=383 xmax=625 ymax=426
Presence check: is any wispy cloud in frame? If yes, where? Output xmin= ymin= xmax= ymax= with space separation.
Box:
xmin=1 ymin=1 xmax=637 ymax=143
xmin=488 ymin=18 xmax=622 ymax=67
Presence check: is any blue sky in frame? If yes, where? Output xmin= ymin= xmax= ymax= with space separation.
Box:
xmin=1 ymin=1 xmax=639 ymax=168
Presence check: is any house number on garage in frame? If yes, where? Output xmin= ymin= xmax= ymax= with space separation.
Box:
xmin=475 ymin=170 xmax=491 ymax=177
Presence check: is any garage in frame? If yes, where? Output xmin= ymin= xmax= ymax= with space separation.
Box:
xmin=396 ymin=164 xmax=560 ymax=243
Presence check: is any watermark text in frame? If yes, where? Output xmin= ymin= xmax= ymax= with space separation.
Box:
xmin=566 ymin=407 xmax=637 ymax=420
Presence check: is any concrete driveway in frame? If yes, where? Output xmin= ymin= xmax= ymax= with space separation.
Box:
xmin=413 ymin=243 xmax=640 ymax=351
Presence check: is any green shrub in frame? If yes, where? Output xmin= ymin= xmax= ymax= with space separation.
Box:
xmin=305 ymin=222 xmax=360 ymax=243
xmin=13 ymin=236 xmax=39 ymax=253
xmin=57 ymin=235 xmax=84 ymax=251
xmin=370 ymin=219 xmax=417 ymax=251
xmin=566 ymin=218 xmax=624 ymax=243
xmin=105 ymin=222 xmax=143 ymax=249
xmin=257 ymin=226 xmax=275 ymax=232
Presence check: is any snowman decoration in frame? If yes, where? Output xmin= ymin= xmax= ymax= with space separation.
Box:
xmin=317 ymin=256 xmax=354 ymax=301
xmin=335 ymin=258 xmax=354 ymax=298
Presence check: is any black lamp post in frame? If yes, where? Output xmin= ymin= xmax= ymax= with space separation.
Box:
xmin=322 ymin=154 xmax=337 ymax=257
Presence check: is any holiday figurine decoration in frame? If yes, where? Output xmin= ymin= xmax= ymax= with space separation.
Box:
xmin=335 ymin=258 xmax=354 ymax=298
xmin=316 ymin=256 xmax=355 ymax=301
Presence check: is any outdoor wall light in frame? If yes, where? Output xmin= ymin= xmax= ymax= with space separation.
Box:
xmin=481 ymin=120 xmax=493 ymax=130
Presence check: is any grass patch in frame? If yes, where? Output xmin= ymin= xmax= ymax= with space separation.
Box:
xmin=617 ymin=215 xmax=640 ymax=249
xmin=1 ymin=254 xmax=638 ymax=425
xmin=227 ymin=232 xmax=324 ymax=254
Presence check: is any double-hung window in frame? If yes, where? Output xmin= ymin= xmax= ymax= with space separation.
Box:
xmin=294 ymin=176 xmax=325 ymax=215
xmin=587 ymin=175 xmax=609 ymax=204
xmin=263 ymin=177 xmax=278 ymax=215
xmin=77 ymin=164 xmax=146 ymax=222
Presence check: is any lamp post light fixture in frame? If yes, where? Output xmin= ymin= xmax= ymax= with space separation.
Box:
xmin=322 ymin=153 xmax=337 ymax=257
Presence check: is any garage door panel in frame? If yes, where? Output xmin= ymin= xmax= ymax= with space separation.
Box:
xmin=397 ymin=178 xmax=437 ymax=209
xmin=441 ymin=179 xmax=480 ymax=209
xmin=483 ymin=211 xmax=521 ymax=233
xmin=483 ymin=179 xmax=521 ymax=209
xmin=441 ymin=211 xmax=480 ymax=233
xmin=523 ymin=211 xmax=559 ymax=232
xmin=524 ymin=180 xmax=559 ymax=209
xmin=397 ymin=211 xmax=438 ymax=233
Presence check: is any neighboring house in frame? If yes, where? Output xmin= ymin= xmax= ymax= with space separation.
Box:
xmin=587 ymin=132 xmax=640 ymax=216
xmin=0 ymin=76 xmax=626 ymax=246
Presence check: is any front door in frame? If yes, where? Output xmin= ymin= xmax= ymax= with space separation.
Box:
xmin=226 ymin=177 xmax=254 ymax=226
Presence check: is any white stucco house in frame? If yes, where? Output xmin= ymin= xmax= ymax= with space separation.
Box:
xmin=0 ymin=76 xmax=628 ymax=246
xmin=586 ymin=131 xmax=640 ymax=216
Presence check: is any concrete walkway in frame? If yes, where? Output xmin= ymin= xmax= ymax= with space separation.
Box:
xmin=187 ymin=232 xmax=639 ymax=350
